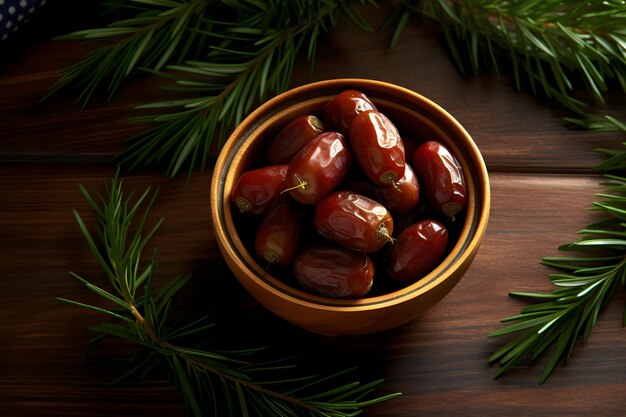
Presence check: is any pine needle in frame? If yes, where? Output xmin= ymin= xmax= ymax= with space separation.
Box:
xmin=46 ymin=0 xmax=625 ymax=176
xmin=43 ymin=0 xmax=211 ymax=108
xmin=60 ymin=170 xmax=401 ymax=416
xmin=489 ymin=139 xmax=626 ymax=384
xmin=420 ymin=0 xmax=626 ymax=130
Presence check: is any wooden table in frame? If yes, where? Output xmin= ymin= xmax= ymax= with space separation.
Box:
xmin=1 ymin=4 xmax=625 ymax=417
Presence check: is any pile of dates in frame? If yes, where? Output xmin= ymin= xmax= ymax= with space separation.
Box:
xmin=231 ymin=90 xmax=466 ymax=299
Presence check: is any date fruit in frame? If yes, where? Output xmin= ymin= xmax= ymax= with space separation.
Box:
xmin=293 ymin=246 xmax=375 ymax=298
xmin=314 ymin=190 xmax=394 ymax=253
xmin=265 ymin=115 xmax=325 ymax=164
xmin=284 ymin=131 xmax=352 ymax=205
xmin=231 ymin=164 xmax=288 ymax=216
xmin=387 ymin=219 xmax=448 ymax=285
xmin=323 ymin=90 xmax=377 ymax=135
xmin=349 ymin=110 xmax=405 ymax=187
xmin=374 ymin=163 xmax=420 ymax=214
xmin=412 ymin=141 xmax=467 ymax=219
xmin=254 ymin=198 xmax=302 ymax=267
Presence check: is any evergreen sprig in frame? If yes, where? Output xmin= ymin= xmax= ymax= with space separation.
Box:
xmin=58 ymin=172 xmax=400 ymax=417
xmin=45 ymin=0 xmax=372 ymax=177
xmin=118 ymin=0 xmax=372 ymax=176
xmin=489 ymin=118 xmax=626 ymax=384
xmin=43 ymin=0 xmax=214 ymax=107
xmin=46 ymin=0 xmax=626 ymax=175
xmin=419 ymin=0 xmax=626 ymax=130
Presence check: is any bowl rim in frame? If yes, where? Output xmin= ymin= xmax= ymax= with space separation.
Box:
xmin=210 ymin=78 xmax=491 ymax=311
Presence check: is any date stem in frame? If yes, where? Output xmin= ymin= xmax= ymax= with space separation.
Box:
xmin=376 ymin=222 xmax=395 ymax=245
xmin=281 ymin=174 xmax=308 ymax=194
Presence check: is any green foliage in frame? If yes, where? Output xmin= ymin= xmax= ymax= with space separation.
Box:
xmin=489 ymin=119 xmax=626 ymax=384
xmin=419 ymin=0 xmax=626 ymax=130
xmin=119 ymin=0 xmax=371 ymax=176
xmin=45 ymin=0 xmax=372 ymax=177
xmin=46 ymin=0 xmax=626 ymax=175
xmin=489 ymin=252 xmax=625 ymax=384
xmin=43 ymin=0 xmax=213 ymax=107
xmin=59 ymin=172 xmax=400 ymax=417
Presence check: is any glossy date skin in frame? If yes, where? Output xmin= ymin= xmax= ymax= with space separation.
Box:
xmin=323 ymin=90 xmax=377 ymax=136
xmin=346 ymin=164 xmax=420 ymax=215
xmin=374 ymin=163 xmax=420 ymax=214
xmin=285 ymin=131 xmax=352 ymax=205
xmin=231 ymin=164 xmax=288 ymax=216
xmin=254 ymin=198 xmax=302 ymax=267
xmin=387 ymin=219 xmax=449 ymax=286
xmin=349 ymin=110 xmax=406 ymax=187
xmin=293 ymin=246 xmax=375 ymax=298
xmin=314 ymin=190 xmax=394 ymax=253
xmin=412 ymin=141 xmax=467 ymax=219
xmin=265 ymin=115 xmax=325 ymax=164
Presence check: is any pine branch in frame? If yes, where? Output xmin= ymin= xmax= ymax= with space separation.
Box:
xmin=48 ymin=0 xmax=626 ymax=177
xmin=418 ymin=0 xmax=626 ymax=130
xmin=116 ymin=0 xmax=372 ymax=177
xmin=489 ymin=257 xmax=624 ymax=384
xmin=43 ymin=0 xmax=373 ymax=177
xmin=489 ymin=118 xmax=626 ymax=384
xmin=59 ymin=171 xmax=400 ymax=417
xmin=43 ymin=0 xmax=214 ymax=107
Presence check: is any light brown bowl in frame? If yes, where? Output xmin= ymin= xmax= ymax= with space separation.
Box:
xmin=210 ymin=79 xmax=490 ymax=336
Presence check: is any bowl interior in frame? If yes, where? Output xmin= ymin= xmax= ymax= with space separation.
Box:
xmin=212 ymin=79 xmax=490 ymax=311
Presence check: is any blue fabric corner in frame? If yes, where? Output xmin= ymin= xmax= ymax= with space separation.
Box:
xmin=0 ymin=0 xmax=46 ymax=41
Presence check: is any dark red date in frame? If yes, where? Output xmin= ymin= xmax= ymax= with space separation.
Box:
xmin=314 ymin=190 xmax=394 ymax=253
xmin=323 ymin=90 xmax=377 ymax=135
xmin=231 ymin=164 xmax=288 ymax=216
xmin=265 ymin=115 xmax=325 ymax=164
xmin=387 ymin=219 xmax=448 ymax=286
xmin=412 ymin=141 xmax=467 ymax=219
xmin=285 ymin=131 xmax=352 ymax=205
xmin=349 ymin=110 xmax=405 ymax=187
xmin=293 ymin=246 xmax=375 ymax=298
xmin=254 ymin=198 xmax=302 ymax=267
xmin=374 ymin=163 xmax=420 ymax=214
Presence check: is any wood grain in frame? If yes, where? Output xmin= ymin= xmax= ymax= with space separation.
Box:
xmin=1 ymin=3 xmax=625 ymax=417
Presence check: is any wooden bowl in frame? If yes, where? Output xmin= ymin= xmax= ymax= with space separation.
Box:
xmin=210 ymin=79 xmax=490 ymax=336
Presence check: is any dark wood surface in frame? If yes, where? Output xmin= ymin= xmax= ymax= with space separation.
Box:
xmin=1 ymin=4 xmax=625 ymax=417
